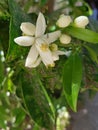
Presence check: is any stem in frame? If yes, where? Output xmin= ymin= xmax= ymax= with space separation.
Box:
xmin=38 ymin=77 xmax=55 ymax=118
xmin=47 ymin=0 xmax=55 ymax=13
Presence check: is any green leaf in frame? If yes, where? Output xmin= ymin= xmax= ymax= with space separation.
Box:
xmin=64 ymin=26 xmax=98 ymax=43
xmin=62 ymin=52 xmax=82 ymax=111
xmin=0 ymin=106 xmax=7 ymax=129
xmin=7 ymin=0 xmax=33 ymax=62
xmin=40 ymin=0 xmax=48 ymax=6
xmin=19 ymin=69 xmax=55 ymax=129
xmin=13 ymin=108 xmax=26 ymax=127
xmin=83 ymin=44 xmax=98 ymax=64
xmin=33 ymin=123 xmax=41 ymax=130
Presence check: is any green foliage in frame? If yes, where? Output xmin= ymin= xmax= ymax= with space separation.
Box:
xmin=65 ymin=26 xmax=98 ymax=43
xmin=7 ymin=0 xmax=33 ymax=62
xmin=0 ymin=0 xmax=98 ymax=129
xmin=40 ymin=0 xmax=48 ymax=6
xmin=0 ymin=0 xmax=9 ymax=20
xmin=19 ymin=69 xmax=55 ymax=129
xmin=63 ymin=52 xmax=83 ymax=111
xmin=83 ymin=45 xmax=98 ymax=64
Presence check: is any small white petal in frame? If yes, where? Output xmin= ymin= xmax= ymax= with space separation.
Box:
xmin=20 ymin=22 xmax=36 ymax=36
xmin=43 ymin=31 xmax=61 ymax=44
xmin=56 ymin=50 xmax=66 ymax=55
xmin=74 ymin=16 xmax=89 ymax=28
xmin=60 ymin=34 xmax=71 ymax=44
xmin=52 ymin=50 xmax=65 ymax=61
xmin=14 ymin=36 xmax=35 ymax=46
xmin=36 ymin=38 xmax=55 ymax=67
xmin=52 ymin=52 xmax=59 ymax=61
xmin=25 ymin=45 xmax=39 ymax=67
xmin=56 ymin=14 xmax=72 ymax=28
xmin=35 ymin=12 xmax=46 ymax=37
xmin=27 ymin=57 xmax=41 ymax=68
xmin=65 ymin=50 xmax=71 ymax=57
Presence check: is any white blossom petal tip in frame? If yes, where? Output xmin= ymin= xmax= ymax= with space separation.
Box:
xmin=25 ymin=57 xmax=41 ymax=68
xmin=56 ymin=14 xmax=72 ymax=28
xmin=52 ymin=50 xmax=66 ymax=61
xmin=74 ymin=16 xmax=89 ymax=28
xmin=35 ymin=12 xmax=46 ymax=37
xmin=25 ymin=45 xmax=39 ymax=67
xmin=14 ymin=36 xmax=35 ymax=46
xmin=20 ymin=22 xmax=36 ymax=36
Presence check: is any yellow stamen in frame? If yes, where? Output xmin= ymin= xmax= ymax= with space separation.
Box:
xmin=40 ymin=43 xmax=49 ymax=52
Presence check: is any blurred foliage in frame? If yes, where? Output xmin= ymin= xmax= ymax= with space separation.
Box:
xmin=0 ymin=0 xmax=98 ymax=130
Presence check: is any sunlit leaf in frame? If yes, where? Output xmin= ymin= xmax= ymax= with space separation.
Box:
xmin=65 ymin=26 xmax=98 ymax=43
xmin=62 ymin=52 xmax=82 ymax=111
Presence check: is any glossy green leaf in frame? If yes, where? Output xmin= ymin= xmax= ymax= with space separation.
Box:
xmin=64 ymin=26 xmax=98 ymax=43
xmin=13 ymin=108 xmax=26 ymax=127
xmin=63 ymin=52 xmax=82 ymax=111
xmin=84 ymin=44 xmax=98 ymax=64
xmin=20 ymin=69 xmax=55 ymax=129
xmin=7 ymin=0 xmax=33 ymax=62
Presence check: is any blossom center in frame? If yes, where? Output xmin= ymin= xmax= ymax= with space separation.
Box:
xmin=40 ymin=43 xmax=49 ymax=52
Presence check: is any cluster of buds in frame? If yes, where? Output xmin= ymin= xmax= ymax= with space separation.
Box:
xmin=56 ymin=14 xmax=89 ymax=44
xmin=56 ymin=106 xmax=70 ymax=130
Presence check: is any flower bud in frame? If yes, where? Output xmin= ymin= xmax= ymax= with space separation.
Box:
xmin=60 ymin=34 xmax=71 ymax=44
xmin=50 ymin=44 xmax=58 ymax=51
xmin=56 ymin=14 xmax=72 ymax=28
xmin=74 ymin=16 xmax=89 ymax=28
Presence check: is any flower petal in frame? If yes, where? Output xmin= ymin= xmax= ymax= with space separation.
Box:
xmin=35 ymin=12 xmax=46 ymax=37
xmin=20 ymin=22 xmax=36 ymax=36
xmin=26 ymin=57 xmax=41 ymax=68
xmin=52 ymin=50 xmax=66 ymax=61
xmin=14 ymin=36 xmax=35 ymax=46
xmin=43 ymin=31 xmax=61 ymax=44
xmin=52 ymin=52 xmax=59 ymax=61
xmin=25 ymin=45 xmax=39 ymax=67
xmin=56 ymin=50 xmax=66 ymax=55
xmin=36 ymin=38 xmax=55 ymax=67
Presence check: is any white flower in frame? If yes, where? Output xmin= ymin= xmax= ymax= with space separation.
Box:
xmin=14 ymin=12 xmax=62 ymax=68
xmin=56 ymin=14 xmax=72 ymax=28
xmin=74 ymin=16 xmax=89 ymax=28
xmin=60 ymin=34 xmax=71 ymax=44
xmin=50 ymin=43 xmax=66 ymax=61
